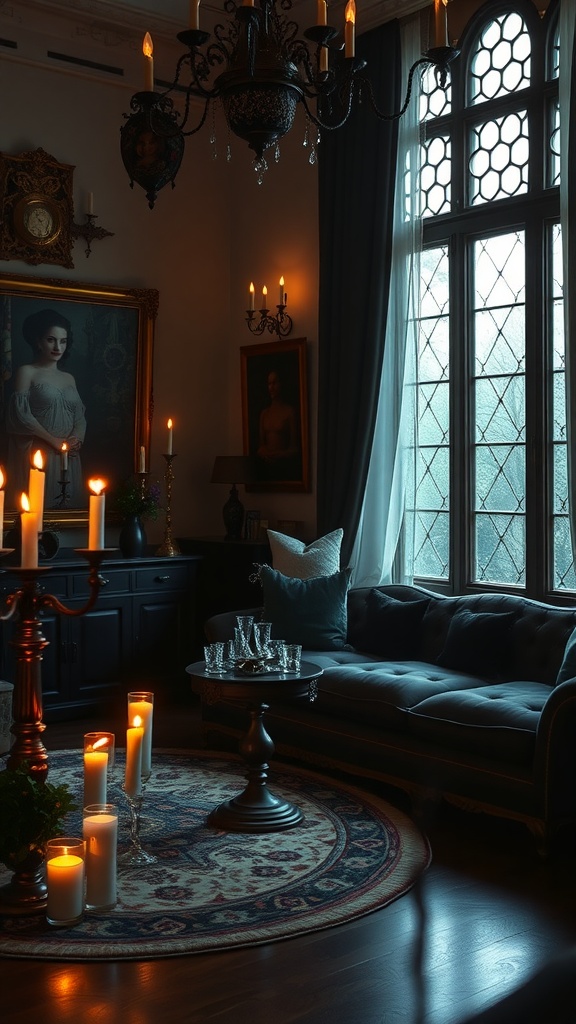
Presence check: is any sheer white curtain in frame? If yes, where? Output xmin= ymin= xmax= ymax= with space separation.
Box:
xmin=560 ymin=0 xmax=576 ymax=558
xmin=349 ymin=16 xmax=422 ymax=588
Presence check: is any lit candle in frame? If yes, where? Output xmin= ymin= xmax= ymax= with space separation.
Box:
xmin=28 ymin=449 xmax=45 ymax=526
xmin=143 ymin=32 xmax=154 ymax=90
xmin=167 ymin=418 xmax=173 ymax=455
xmin=46 ymin=854 xmax=85 ymax=925
xmin=317 ymin=0 xmax=327 ymax=25
xmin=249 ymin=281 xmax=255 ymax=311
xmin=60 ymin=443 xmax=68 ymax=473
xmin=88 ymin=479 xmax=106 ymax=550
xmin=125 ymin=717 xmax=144 ymax=799
xmin=83 ymin=807 xmax=118 ymax=911
xmin=84 ymin=736 xmax=110 ymax=807
xmin=434 ymin=0 xmax=448 ymax=47
xmin=279 ymin=276 xmax=285 ymax=305
xmin=0 ymin=467 xmax=5 ymax=546
xmin=87 ymin=191 xmax=94 ymax=216
xmin=262 ymin=285 xmax=268 ymax=308
xmin=20 ymin=493 xmax=39 ymax=569
xmin=139 ymin=445 xmax=146 ymax=474
xmin=190 ymin=0 xmax=201 ymax=29
xmin=128 ymin=693 xmax=154 ymax=779
xmin=345 ymin=0 xmax=356 ymax=57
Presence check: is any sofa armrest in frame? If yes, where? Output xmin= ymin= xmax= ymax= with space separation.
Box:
xmin=204 ymin=608 xmax=263 ymax=643
xmin=535 ymin=676 xmax=576 ymax=826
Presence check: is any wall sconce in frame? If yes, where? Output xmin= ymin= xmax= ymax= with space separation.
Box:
xmin=71 ymin=193 xmax=114 ymax=258
xmin=246 ymin=277 xmax=293 ymax=338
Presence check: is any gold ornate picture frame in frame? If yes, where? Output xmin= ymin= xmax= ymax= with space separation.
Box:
xmin=0 ymin=272 xmax=158 ymax=527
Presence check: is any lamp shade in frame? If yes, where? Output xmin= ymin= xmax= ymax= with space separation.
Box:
xmin=211 ymin=456 xmax=254 ymax=485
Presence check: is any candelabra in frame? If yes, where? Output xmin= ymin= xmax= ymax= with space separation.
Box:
xmin=246 ymin=303 xmax=293 ymax=338
xmin=0 ymin=548 xmax=109 ymax=912
xmin=71 ymin=213 xmax=114 ymax=258
xmin=156 ymin=454 xmax=180 ymax=556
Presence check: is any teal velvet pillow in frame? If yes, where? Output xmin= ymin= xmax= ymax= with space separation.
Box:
xmin=260 ymin=564 xmax=351 ymax=650
xmin=437 ymin=609 xmax=516 ymax=678
xmin=555 ymin=626 xmax=576 ymax=686
xmin=354 ymin=590 xmax=431 ymax=659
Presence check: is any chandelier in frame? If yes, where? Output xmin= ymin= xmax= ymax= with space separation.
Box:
xmin=120 ymin=0 xmax=459 ymax=207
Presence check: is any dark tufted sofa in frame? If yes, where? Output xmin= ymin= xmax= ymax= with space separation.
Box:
xmin=203 ymin=584 xmax=576 ymax=853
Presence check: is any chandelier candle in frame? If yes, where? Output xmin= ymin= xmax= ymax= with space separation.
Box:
xmin=344 ymin=0 xmax=355 ymax=58
xmin=128 ymin=692 xmax=154 ymax=778
xmin=190 ymin=0 xmax=201 ymax=29
xmin=435 ymin=0 xmax=449 ymax=48
xmin=83 ymin=804 xmax=118 ymax=911
xmin=143 ymin=33 xmax=154 ymax=90
xmin=88 ymin=478 xmax=106 ymax=549
xmin=84 ymin=732 xmax=115 ymax=807
xmin=125 ymin=717 xmax=144 ymax=798
xmin=249 ymin=281 xmax=255 ymax=310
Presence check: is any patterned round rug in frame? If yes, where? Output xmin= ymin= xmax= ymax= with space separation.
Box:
xmin=0 ymin=749 xmax=430 ymax=960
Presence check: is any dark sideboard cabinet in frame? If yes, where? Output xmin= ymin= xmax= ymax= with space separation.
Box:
xmin=0 ymin=554 xmax=200 ymax=721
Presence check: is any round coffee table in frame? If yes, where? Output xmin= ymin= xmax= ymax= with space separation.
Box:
xmin=186 ymin=659 xmax=323 ymax=833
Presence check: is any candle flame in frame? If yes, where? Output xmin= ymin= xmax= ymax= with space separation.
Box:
xmin=32 ymin=449 xmax=44 ymax=471
xmin=92 ymin=736 xmax=109 ymax=751
xmin=61 ymin=443 xmax=68 ymax=453
xmin=0 ymin=466 xmax=4 ymax=489
xmin=345 ymin=0 xmax=355 ymax=23
xmin=132 ymin=715 xmax=143 ymax=728
xmin=249 ymin=281 xmax=255 ymax=294
xmin=21 ymin=492 xmax=30 ymax=513
xmin=279 ymin=275 xmax=285 ymax=287
xmin=263 ymin=285 xmax=268 ymax=296
xmin=143 ymin=32 xmax=153 ymax=58
xmin=88 ymin=478 xmax=106 ymax=496
xmin=167 ymin=417 xmax=173 ymax=429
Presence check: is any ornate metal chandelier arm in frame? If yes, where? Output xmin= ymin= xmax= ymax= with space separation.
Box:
xmin=178 ymin=96 xmax=212 ymax=138
xmin=36 ymin=555 xmax=105 ymax=618
xmin=359 ymin=56 xmax=431 ymax=122
xmin=300 ymin=84 xmax=356 ymax=132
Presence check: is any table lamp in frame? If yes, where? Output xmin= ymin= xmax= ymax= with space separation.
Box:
xmin=211 ymin=456 xmax=254 ymax=540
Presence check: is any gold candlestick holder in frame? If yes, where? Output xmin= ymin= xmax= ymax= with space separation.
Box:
xmin=0 ymin=547 xmax=111 ymax=913
xmin=156 ymin=453 xmax=180 ymax=557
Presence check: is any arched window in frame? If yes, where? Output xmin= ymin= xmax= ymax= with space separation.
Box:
xmin=413 ymin=0 xmax=567 ymax=596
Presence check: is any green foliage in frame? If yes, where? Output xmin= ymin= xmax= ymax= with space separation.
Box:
xmin=113 ymin=478 xmax=163 ymax=521
xmin=0 ymin=762 xmax=77 ymax=869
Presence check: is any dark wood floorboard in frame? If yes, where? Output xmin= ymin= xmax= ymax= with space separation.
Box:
xmin=2 ymin=692 xmax=576 ymax=1024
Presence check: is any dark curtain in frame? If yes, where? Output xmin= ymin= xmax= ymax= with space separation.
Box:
xmin=317 ymin=20 xmax=401 ymax=567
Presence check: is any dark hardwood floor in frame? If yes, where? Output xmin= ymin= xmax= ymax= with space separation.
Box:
xmin=2 ymin=691 xmax=576 ymax=1024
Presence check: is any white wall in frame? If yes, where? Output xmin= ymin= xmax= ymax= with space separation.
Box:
xmin=0 ymin=1 xmax=320 ymax=545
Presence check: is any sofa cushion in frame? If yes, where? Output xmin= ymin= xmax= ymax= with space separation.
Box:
xmin=267 ymin=528 xmax=343 ymax=579
xmin=353 ymin=589 xmax=431 ymax=659
xmin=436 ymin=609 xmax=517 ymax=680
xmin=555 ymin=625 xmax=576 ymax=686
xmin=406 ymin=681 xmax=550 ymax=765
xmin=260 ymin=564 xmax=351 ymax=650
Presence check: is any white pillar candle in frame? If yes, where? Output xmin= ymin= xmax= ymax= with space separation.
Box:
xmin=125 ymin=721 xmax=143 ymax=799
xmin=46 ymin=855 xmax=85 ymax=925
xmin=28 ymin=449 xmax=45 ymax=526
xmin=88 ymin=479 xmax=106 ymax=550
xmin=84 ymin=750 xmax=108 ymax=807
xmin=167 ymin=418 xmax=173 ymax=455
xmin=128 ymin=694 xmax=154 ymax=778
xmin=20 ymin=493 xmax=39 ymax=569
xmin=83 ymin=808 xmax=118 ymax=910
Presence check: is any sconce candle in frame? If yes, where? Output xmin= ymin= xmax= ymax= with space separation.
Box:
xmin=143 ymin=32 xmax=154 ymax=90
xmin=125 ymin=716 xmax=144 ymax=799
xmin=28 ymin=449 xmax=45 ymax=525
xmin=128 ymin=692 xmax=154 ymax=779
xmin=60 ymin=443 xmax=68 ymax=473
xmin=249 ymin=281 xmax=255 ymax=311
xmin=0 ymin=467 xmax=5 ymax=544
xmin=88 ymin=478 xmax=106 ymax=550
xmin=344 ymin=0 xmax=356 ymax=57
xmin=166 ymin=418 xmax=173 ymax=455
xmin=20 ymin=493 xmax=39 ymax=569
xmin=434 ymin=0 xmax=449 ymax=47
xmin=262 ymin=284 xmax=268 ymax=308
xmin=279 ymin=276 xmax=285 ymax=305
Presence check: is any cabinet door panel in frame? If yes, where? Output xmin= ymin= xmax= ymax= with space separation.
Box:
xmin=133 ymin=598 xmax=183 ymax=682
xmin=74 ymin=600 xmax=131 ymax=699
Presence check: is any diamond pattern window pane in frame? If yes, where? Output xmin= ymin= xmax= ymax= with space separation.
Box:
xmin=554 ymin=517 xmax=576 ymax=591
xmin=469 ymin=12 xmax=531 ymax=106
xmin=415 ymin=511 xmax=450 ymax=578
xmin=475 ymin=444 xmax=525 ymax=511
xmin=475 ymin=513 xmax=525 ymax=585
xmin=469 ymin=111 xmax=529 ymax=205
xmin=419 ymin=380 xmax=449 ymax=445
xmin=475 ymin=376 xmax=525 ymax=444
xmin=417 ymin=446 xmax=449 ymax=508
xmin=475 ymin=306 xmax=525 ymax=375
xmin=474 ymin=233 xmax=525 ymax=308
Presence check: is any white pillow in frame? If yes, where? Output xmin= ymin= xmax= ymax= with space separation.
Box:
xmin=267 ymin=528 xmax=343 ymax=579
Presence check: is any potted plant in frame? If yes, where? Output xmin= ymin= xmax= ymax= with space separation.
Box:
xmin=0 ymin=762 xmax=77 ymax=872
xmin=113 ymin=477 xmax=162 ymax=558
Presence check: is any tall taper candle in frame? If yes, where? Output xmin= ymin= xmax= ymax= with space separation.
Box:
xmin=143 ymin=32 xmax=154 ymax=90
xmin=88 ymin=479 xmax=106 ymax=550
xmin=167 ymin=418 xmax=173 ymax=455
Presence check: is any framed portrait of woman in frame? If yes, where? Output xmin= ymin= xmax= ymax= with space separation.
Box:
xmin=0 ymin=271 xmax=158 ymax=526
xmin=240 ymin=337 xmax=309 ymax=493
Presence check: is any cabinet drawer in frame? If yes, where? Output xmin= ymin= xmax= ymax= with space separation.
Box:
xmin=72 ymin=569 xmax=131 ymax=597
xmin=135 ymin=565 xmax=189 ymax=591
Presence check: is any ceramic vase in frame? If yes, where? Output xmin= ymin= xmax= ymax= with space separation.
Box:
xmin=119 ymin=515 xmax=147 ymax=558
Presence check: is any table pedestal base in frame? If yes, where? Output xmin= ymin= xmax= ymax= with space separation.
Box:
xmin=209 ymin=702 xmax=303 ymax=833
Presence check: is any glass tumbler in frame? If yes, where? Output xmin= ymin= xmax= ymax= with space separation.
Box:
xmin=283 ymin=643 xmax=302 ymax=672
xmin=204 ymin=642 xmax=225 ymax=673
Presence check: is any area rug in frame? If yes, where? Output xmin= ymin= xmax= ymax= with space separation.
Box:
xmin=0 ymin=749 xmax=430 ymax=960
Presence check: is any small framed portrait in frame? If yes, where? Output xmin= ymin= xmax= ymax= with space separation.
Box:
xmin=240 ymin=338 xmax=309 ymax=493
xmin=0 ymin=271 xmax=158 ymax=526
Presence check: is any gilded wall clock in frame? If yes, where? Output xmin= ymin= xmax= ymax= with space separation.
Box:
xmin=0 ymin=148 xmax=75 ymax=268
